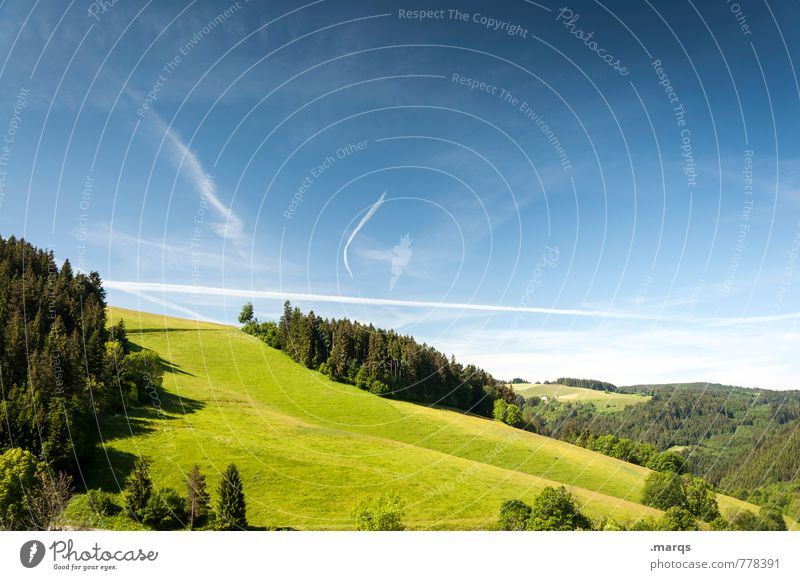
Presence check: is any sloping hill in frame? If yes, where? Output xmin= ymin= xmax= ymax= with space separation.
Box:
xmin=83 ymin=308 xmax=759 ymax=530
xmin=512 ymin=383 xmax=649 ymax=412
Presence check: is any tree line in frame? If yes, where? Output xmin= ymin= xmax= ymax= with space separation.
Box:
xmin=239 ymin=301 xmax=515 ymax=417
xmin=0 ymin=235 xmax=167 ymax=529
xmin=506 ymin=381 xmax=800 ymax=503
xmin=555 ymin=377 xmax=618 ymax=393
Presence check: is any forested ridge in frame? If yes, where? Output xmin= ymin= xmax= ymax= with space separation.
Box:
xmin=240 ymin=301 xmax=515 ymax=418
xmin=0 ymin=235 xmax=108 ymax=472
xmin=514 ymin=381 xmax=800 ymax=514
xmin=0 ymin=235 xmax=164 ymax=529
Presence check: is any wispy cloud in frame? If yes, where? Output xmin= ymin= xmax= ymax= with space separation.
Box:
xmin=138 ymin=106 xmax=247 ymax=248
xmin=441 ymin=325 xmax=800 ymax=391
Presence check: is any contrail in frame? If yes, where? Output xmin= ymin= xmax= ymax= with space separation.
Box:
xmin=343 ymin=191 xmax=386 ymax=279
xmin=103 ymin=280 xmax=800 ymax=326
xmin=106 ymin=280 xmax=665 ymax=321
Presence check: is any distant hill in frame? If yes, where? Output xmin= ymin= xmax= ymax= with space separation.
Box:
xmin=583 ymin=382 xmax=800 ymax=500
xmin=511 ymin=383 xmax=649 ymax=413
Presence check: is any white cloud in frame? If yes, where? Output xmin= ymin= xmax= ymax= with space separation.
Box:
xmin=443 ymin=325 xmax=800 ymax=391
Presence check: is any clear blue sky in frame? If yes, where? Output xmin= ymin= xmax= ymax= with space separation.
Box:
xmin=1 ymin=0 xmax=799 ymax=388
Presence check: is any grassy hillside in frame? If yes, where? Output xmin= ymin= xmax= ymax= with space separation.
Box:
xmin=512 ymin=383 xmax=650 ymax=412
xmin=81 ymin=308 xmax=760 ymax=530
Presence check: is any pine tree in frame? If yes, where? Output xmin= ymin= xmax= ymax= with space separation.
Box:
xmin=215 ymin=464 xmax=247 ymax=530
xmin=124 ymin=457 xmax=153 ymax=519
xmin=185 ymin=465 xmax=210 ymax=529
xmin=109 ymin=319 xmax=128 ymax=353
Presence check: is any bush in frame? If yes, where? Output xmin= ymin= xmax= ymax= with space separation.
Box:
xmin=527 ymin=486 xmax=592 ymax=531
xmin=142 ymin=488 xmax=186 ymax=530
xmin=369 ymin=379 xmax=390 ymax=396
xmin=493 ymin=400 xmax=522 ymax=427
xmin=86 ymin=489 xmax=121 ymax=516
xmin=648 ymin=452 xmax=685 ymax=473
xmin=685 ymin=477 xmax=719 ymax=522
xmin=709 ymin=516 xmax=729 ymax=530
xmin=0 ymin=447 xmax=38 ymax=529
xmin=641 ymin=472 xmax=686 ymax=511
xmin=758 ymin=506 xmax=787 ymax=531
xmin=498 ymin=499 xmax=531 ymax=531
xmin=660 ymin=507 xmax=699 ymax=531
xmin=630 ymin=517 xmax=659 ymax=531
xmin=61 ymin=493 xmax=136 ymax=530
xmin=352 ymin=492 xmax=406 ymax=531
xmin=729 ymin=510 xmax=763 ymax=530
xmin=120 ymin=351 xmax=163 ymax=404
xmin=598 ymin=516 xmax=626 ymax=531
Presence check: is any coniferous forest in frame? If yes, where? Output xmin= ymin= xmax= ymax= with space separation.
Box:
xmin=240 ymin=301 xmax=516 ymax=418
xmin=0 ymin=235 xmax=165 ymax=469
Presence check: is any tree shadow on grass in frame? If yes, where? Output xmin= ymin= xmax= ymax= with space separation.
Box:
xmin=156 ymin=388 xmax=205 ymax=415
xmin=79 ymin=447 xmax=140 ymax=493
xmin=126 ymin=342 xmax=193 ymax=377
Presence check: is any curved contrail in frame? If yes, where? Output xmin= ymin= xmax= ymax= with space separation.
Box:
xmin=343 ymin=191 xmax=386 ymax=279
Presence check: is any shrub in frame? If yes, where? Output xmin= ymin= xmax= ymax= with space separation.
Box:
xmin=493 ymin=400 xmax=523 ymax=427
xmin=498 ymin=499 xmax=531 ymax=531
xmin=641 ymin=472 xmax=686 ymax=511
xmin=648 ymin=452 xmax=685 ymax=473
xmin=142 ymin=488 xmax=186 ymax=530
xmin=369 ymin=379 xmax=390 ymax=395
xmin=0 ymin=448 xmax=38 ymax=529
xmin=598 ymin=516 xmax=626 ymax=531
xmin=86 ymin=489 xmax=121 ymax=516
xmin=685 ymin=477 xmax=720 ymax=522
xmin=352 ymin=492 xmax=406 ymax=531
xmin=630 ymin=517 xmax=659 ymax=531
xmin=660 ymin=507 xmax=699 ymax=531
xmin=527 ymin=486 xmax=592 ymax=531
xmin=758 ymin=506 xmax=787 ymax=531
xmin=709 ymin=516 xmax=729 ymax=530
xmin=120 ymin=351 xmax=163 ymax=404
xmin=729 ymin=510 xmax=762 ymax=530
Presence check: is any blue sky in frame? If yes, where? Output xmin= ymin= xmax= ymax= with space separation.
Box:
xmin=1 ymin=0 xmax=799 ymax=388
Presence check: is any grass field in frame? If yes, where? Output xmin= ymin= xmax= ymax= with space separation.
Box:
xmin=75 ymin=308 xmax=762 ymax=530
xmin=512 ymin=383 xmax=650 ymax=412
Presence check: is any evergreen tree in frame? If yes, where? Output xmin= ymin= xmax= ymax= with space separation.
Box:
xmin=185 ymin=465 xmax=211 ymax=529
xmin=109 ymin=319 xmax=129 ymax=354
xmin=124 ymin=457 xmax=153 ymax=519
xmin=215 ymin=464 xmax=247 ymax=530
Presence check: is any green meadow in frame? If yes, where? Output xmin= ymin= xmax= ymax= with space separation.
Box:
xmin=512 ymin=382 xmax=650 ymax=413
xmin=77 ymin=308 xmax=762 ymax=530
